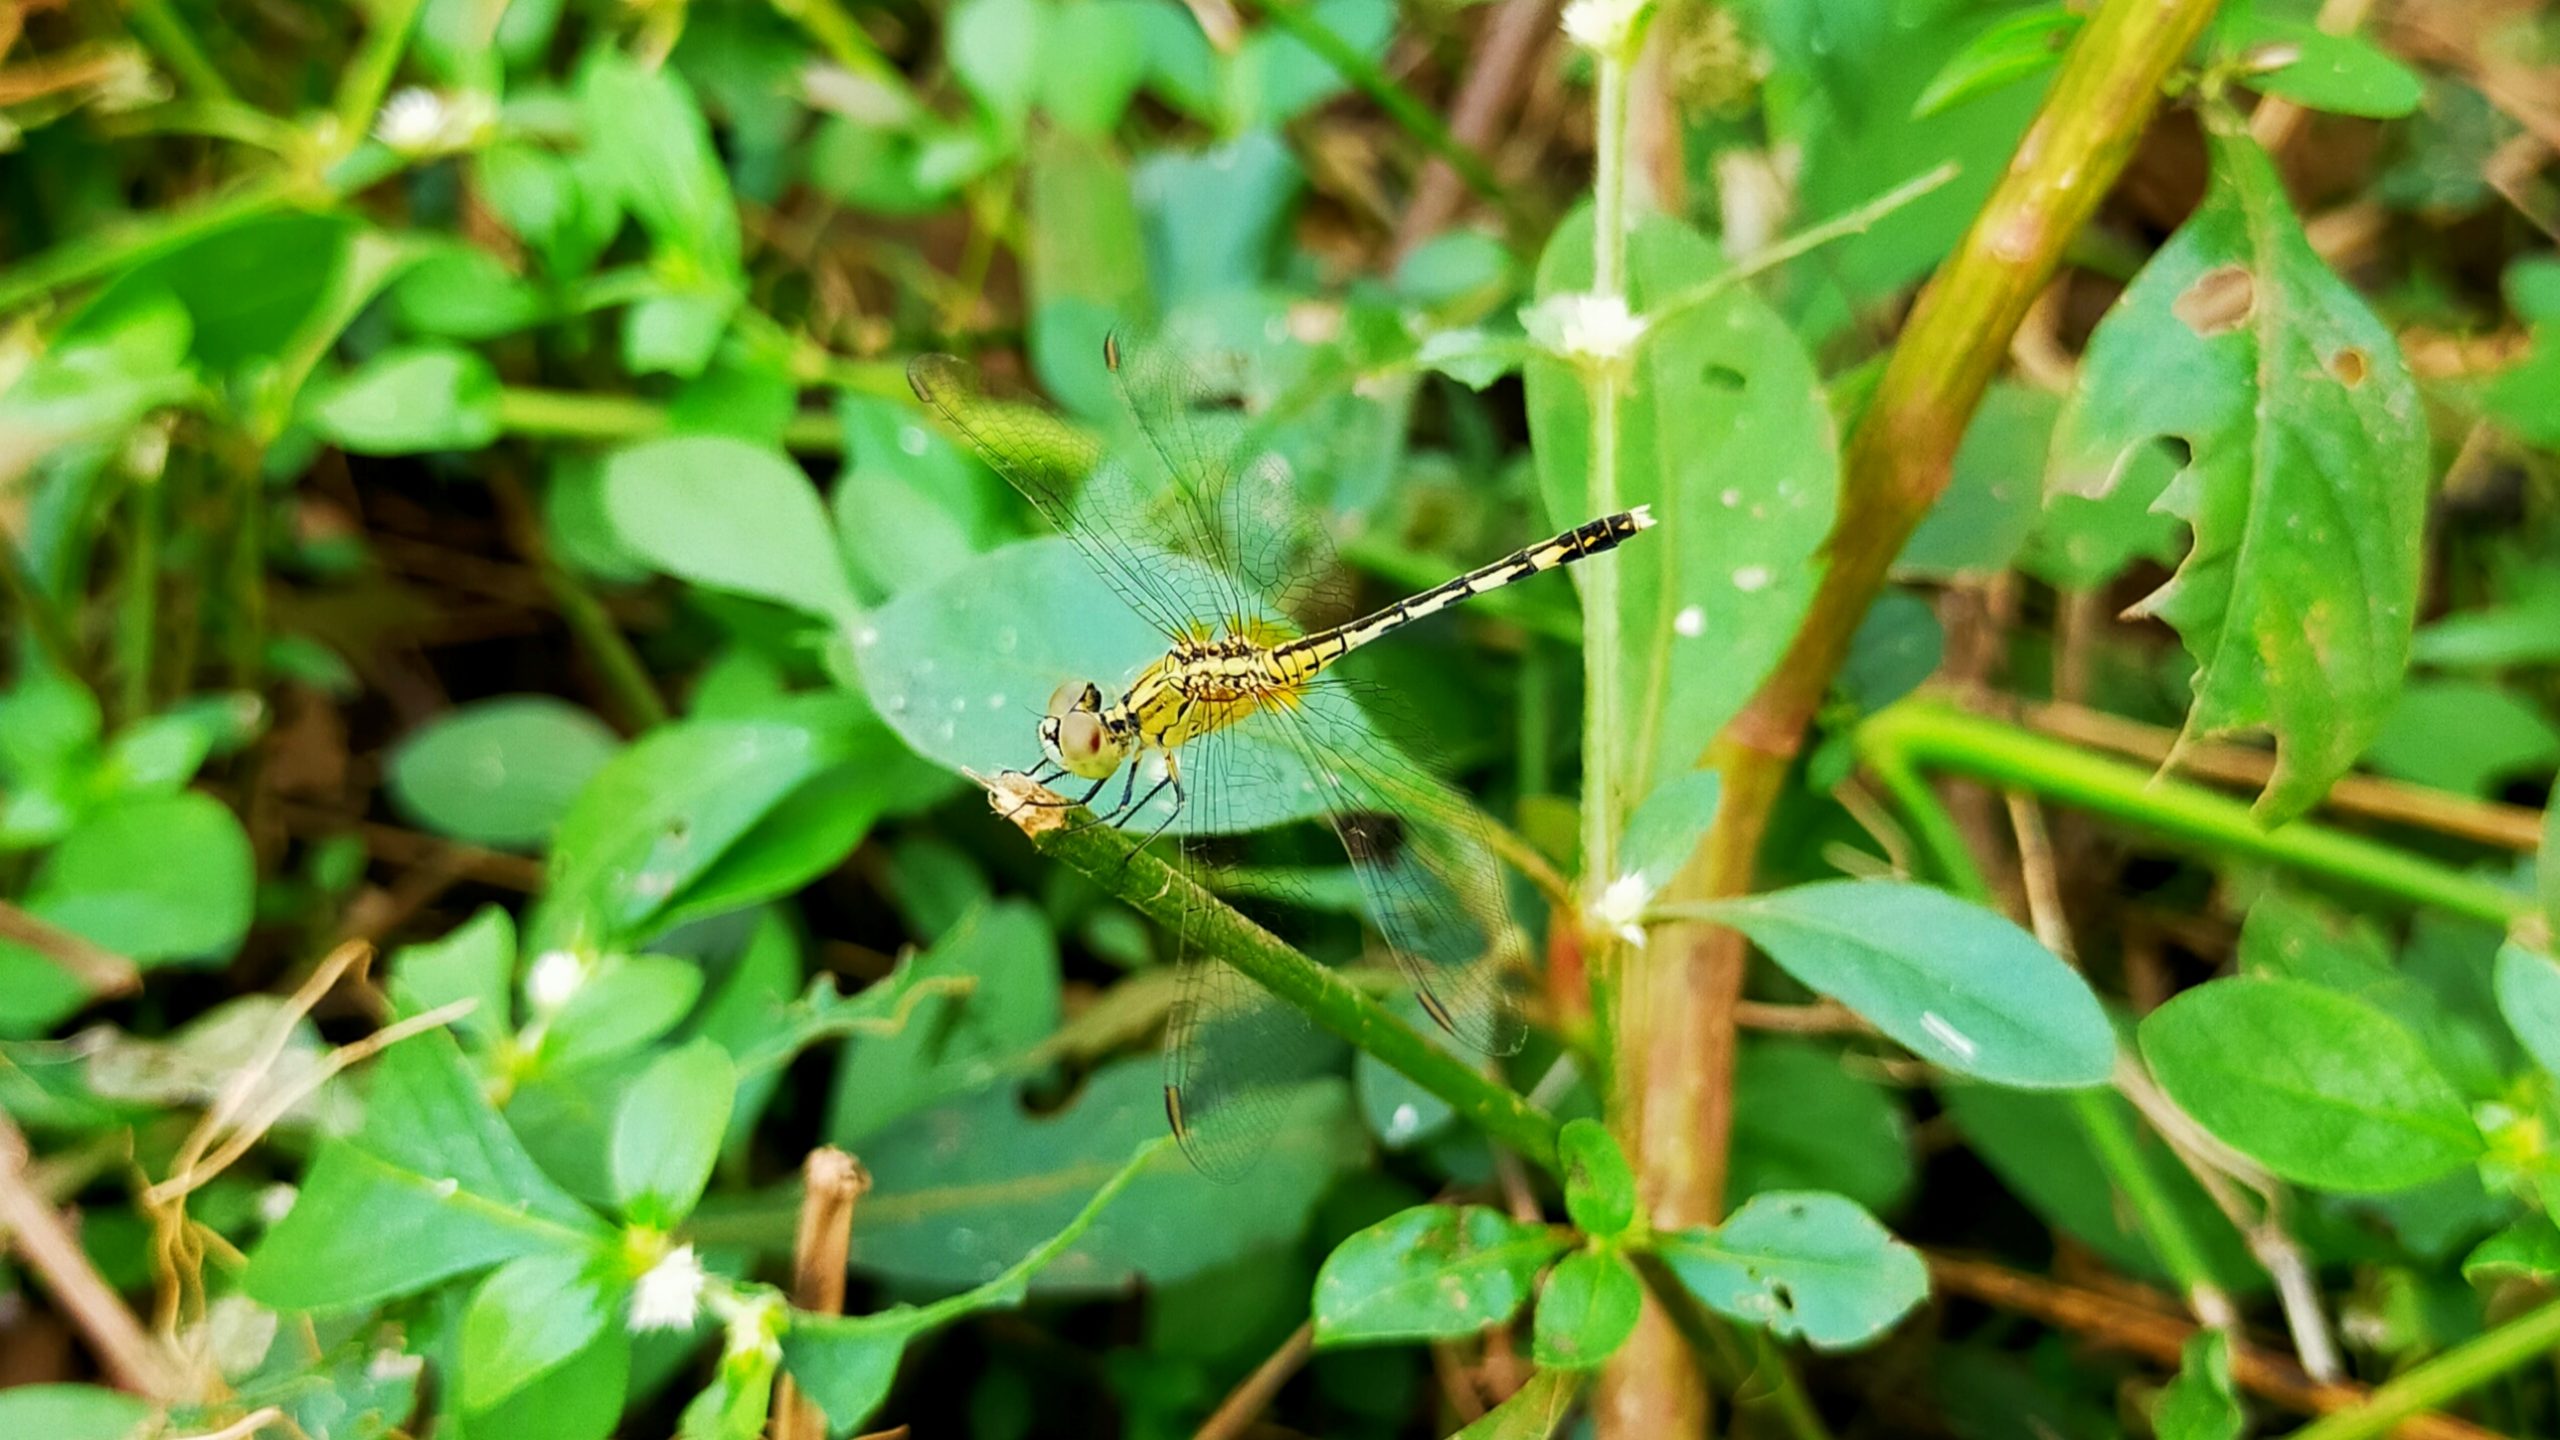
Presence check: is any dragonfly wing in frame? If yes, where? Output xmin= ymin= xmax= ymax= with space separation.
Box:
xmin=1161 ymin=724 xmax=1321 ymax=1181
xmin=1264 ymin=679 xmax=1529 ymax=1058
xmin=909 ymin=351 xmax=1206 ymax=644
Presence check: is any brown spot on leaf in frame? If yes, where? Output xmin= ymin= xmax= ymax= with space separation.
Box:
xmin=2327 ymin=346 xmax=2369 ymax=388
xmin=2173 ymin=264 xmax=2255 ymax=336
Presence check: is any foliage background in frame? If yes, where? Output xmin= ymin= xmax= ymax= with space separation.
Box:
xmin=1 ymin=0 xmax=2558 ymax=1437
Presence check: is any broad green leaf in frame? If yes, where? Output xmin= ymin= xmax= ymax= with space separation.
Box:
xmin=26 ymin=791 xmax=252 ymax=966
xmin=1559 ymin=1120 xmax=1637 ymax=1239
xmin=541 ymin=955 xmax=702 ymax=1072
xmin=1711 ymin=881 xmax=2114 ymax=1088
xmin=1531 ymin=1248 xmax=1642 ymax=1371
xmin=538 ymin=717 xmax=841 ymax=945
xmin=1448 ymin=1368 xmax=1580 ymax=1439
xmin=246 ymin=1033 xmax=602 ymax=1308
xmin=2052 ymin=119 xmax=2427 ymax=823
xmin=2020 ymin=439 xmax=2182 ymax=589
xmin=1618 ymin=771 xmax=1722 ymax=895
xmin=2155 ymin=1328 xmax=2243 ymax=1440
xmin=2139 ymin=976 xmax=2481 ymax=1192
xmin=949 ymin=0 xmax=1045 ymax=129
xmin=0 ymin=291 xmax=190 ymax=488
xmin=1229 ymin=0 xmax=1392 ymax=128
xmin=1836 ymin=589 xmax=1944 ymax=715
xmin=2237 ymin=887 xmax=2400 ymax=996
xmin=1024 ymin=129 xmax=1147 ymax=419
xmin=602 ymin=437 xmax=860 ymax=622
xmin=832 ymin=391 xmax=1010 ymax=602
xmin=2224 ymin=15 xmax=2424 ymax=119
xmin=855 ymin=1064 xmax=1360 ymax=1294
xmin=1730 ymin=1038 xmax=1915 ymax=1216
xmin=610 ymin=1038 xmax=735 ymax=1224
xmin=578 ymin=50 xmax=739 ymax=272
xmin=2363 ymin=679 xmax=2560 ymax=797
xmin=1913 ymin=6 xmax=2078 ymax=118
xmin=1654 ymin=1191 xmax=1928 ymax=1349
xmin=1040 ymin=0 xmax=1149 ymax=135
xmin=65 ymin=213 xmax=355 ymax=376
xmin=778 ymin=1309 xmax=922 ymax=1434
xmin=1527 ymin=210 xmax=1837 ymax=799
xmin=304 ymin=344 xmax=500 ymax=454
xmin=460 ymin=1249 xmax=618 ymax=1411
xmin=391 ymin=905 xmax=516 ymax=1049
xmin=0 ymin=1385 xmax=155 ymax=1440
xmin=475 ymin=142 xmax=620 ymax=278
xmin=451 ymin=1325 xmax=628 ymax=1440
xmin=1943 ymin=1083 xmax=2258 ymax=1291
xmin=388 ymin=696 xmax=620 ymax=848
xmin=2413 ymin=589 xmax=2560 ymax=670
xmin=1134 ymin=131 xmax=1300 ymax=308
xmin=1313 ymin=1204 xmax=1568 ymax=1347
xmin=2464 ymin=1214 xmax=2560 ymax=1284
xmin=623 ymin=291 xmax=735 ymax=379
xmin=2494 ymin=942 xmax=2560 ymax=1082
xmin=827 ymin=900 xmax=1061 ymax=1146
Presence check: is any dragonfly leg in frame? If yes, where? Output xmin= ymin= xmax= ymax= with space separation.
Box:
xmin=1058 ymin=761 xmax=1146 ymax=837
xmin=1115 ymin=760 xmax=1187 ymax=869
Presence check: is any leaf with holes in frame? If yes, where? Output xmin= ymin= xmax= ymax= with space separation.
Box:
xmin=2051 ymin=116 xmax=2427 ymax=823
xmin=1653 ymin=1191 xmax=1928 ymax=1349
xmin=1314 ymin=1203 xmax=1571 ymax=1347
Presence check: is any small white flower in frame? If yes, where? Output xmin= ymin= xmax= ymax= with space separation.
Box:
xmin=1522 ymin=292 xmax=1648 ymax=366
xmin=1561 ymin=0 xmax=1652 ymax=55
xmin=255 ymin=1182 xmax=298 ymax=1226
xmin=372 ymin=87 xmax=494 ymax=157
xmin=524 ymin=949 xmax=587 ymax=1016
xmin=1593 ymin=871 xmax=1653 ymax=948
xmin=628 ymin=1245 xmax=707 ymax=1333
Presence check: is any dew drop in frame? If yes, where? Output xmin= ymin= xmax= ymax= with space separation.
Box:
xmin=1732 ymin=565 xmax=1773 ymax=593
xmin=1675 ymin=605 xmax=1706 ymax=637
xmin=899 ymin=425 xmax=929 ymax=457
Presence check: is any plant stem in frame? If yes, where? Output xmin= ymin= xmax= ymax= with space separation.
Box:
xmin=331 ymin=0 xmax=429 ymax=153
xmin=991 ymin=776 xmax=1563 ymax=1172
xmin=1236 ymin=0 xmax=1533 ymax=233
xmin=1859 ymin=700 xmax=2532 ymax=926
xmin=127 ymin=0 xmax=241 ymax=104
xmin=2283 ymin=1295 xmax=2560 ymax=1440
xmin=116 ymin=472 xmax=164 ymax=722
xmin=1645 ymin=0 xmax=2224 ymax=1241
xmin=495 ymin=386 xmax=845 ymax=452
xmin=2071 ymin=1088 xmax=2237 ymax=1327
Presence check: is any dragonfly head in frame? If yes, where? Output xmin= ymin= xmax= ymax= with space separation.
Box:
xmin=1039 ymin=680 xmax=1124 ymax=780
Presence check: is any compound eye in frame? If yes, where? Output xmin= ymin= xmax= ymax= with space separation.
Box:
xmin=1046 ymin=679 xmax=1100 ymax=716
xmin=1055 ymin=712 xmax=1107 ymax=766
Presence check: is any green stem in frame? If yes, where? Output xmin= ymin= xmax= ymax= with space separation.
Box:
xmin=116 ymin=473 xmax=164 ymax=722
xmin=906 ymin=1137 xmax=1174 ymax=1323
xmin=331 ymin=0 xmax=431 ymax=154
xmin=495 ymin=387 xmax=844 ymax=452
xmin=2283 ymin=1295 xmax=2560 ymax=1440
xmin=1004 ymin=785 xmax=1563 ymax=1173
xmin=1 ymin=538 xmax=82 ymax=682
xmin=2070 ymin=1086 xmax=2231 ymax=1322
xmin=1858 ymin=700 xmax=2532 ymax=926
xmin=1237 ymin=0 xmax=1532 ymax=232
xmin=1644 ymin=163 xmax=1960 ymax=339
xmin=127 ymin=0 xmax=241 ymax=104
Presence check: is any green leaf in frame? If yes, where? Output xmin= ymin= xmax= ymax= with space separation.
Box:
xmin=778 ymin=1309 xmax=923 ymax=1434
xmin=2494 ymin=941 xmax=2560 ymax=1082
xmin=65 ymin=213 xmax=355 ymax=376
xmin=1230 ymin=0 xmax=1393 ymax=127
xmin=246 ymin=1033 xmax=601 ymax=1308
xmin=2543 ymin=799 xmax=2558 ymax=936
xmin=2464 ymin=1214 xmax=2560 ymax=1284
xmin=1730 ymin=1038 xmax=1915 ymax=1215
xmin=304 ymin=345 xmax=501 ymax=454
xmin=2224 ymin=15 xmax=2425 ymax=119
xmin=2362 ymin=679 xmax=2560 ymax=797
xmin=1526 ymin=210 xmax=1838 ymax=799
xmin=610 ymin=1038 xmax=735 ymax=1225
xmin=388 ymin=696 xmax=621 ymax=848
xmin=831 ymin=392 xmax=1011 ymax=602
xmin=2155 ymin=1328 xmax=2243 ymax=1440
xmin=0 ymin=1386 xmax=155 ymax=1440
xmin=541 ymin=955 xmax=703 ymax=1072
xmin=26 ymin=791 xmax=253 ymax=966
xmin=1836 ymin=589 xmax=1944 ymax=715
xmin=1654 ymin=1191 xmax=1928 ymax=1349
xmin=1913 ymin=7 xmax=2078 ymax=118
xmin=460 ymin=1249 xmax=619 ymax=1411
xmin=1618 ymin=771 xmax=1721 ymax=895
xmin=1134 ymin=131 xmax=1301 ymax=307
xmin=1559 ymin=1120 xmax=1637 ymax=1239
xmin=2051 ymin=119 xmax=2428 ymax=823
xmin=2139 ymin=976 xmax=2481 ymax=1192
xmin=1532 ymin=1248 xmax=1642 ymax=1371
xmin=827 ymin=900 xmax=1060 ymax=1146
xmin=1039 ymin=0 xmax=1149 ymax=135
xmin=949 ymin=0 xmax=1045 ymax=129
xmin=390 ymin=904 xmax=517 ymax=1048
xmin=388 ymin=245 xmax=547 ymax=340
xmin=1899 ymin=383 xmax=2052 ymax=579
xmin=475 ymin=143 xmax=620 ymax=278
xmin=855 ymin=1060 xmax=1360 ymax=1293
xmin=1313 ymin=1204 xmax=1569 ymax=1347
xmin=1710 ymin=881 xmax=2114 ymax=1088
xmin=1023 ymin=129 xmax=1148 ymax=416
xmin=1447 ymin=1368 xmax=1580 ymax=1439
xmin=0 ymin=291 xmax=191 ymax=487
xmin=538 ymin=718 xmax=841 ymax=945
xmin=622 ymin=291 xmax=735 ymax=380
xmin=601 ymin=436 xmax=859 ymax=622
xmin=578 ymin=50 xmax=739 ymax=272
xmin=453 ymin=1324 xmax=628 ymax=1440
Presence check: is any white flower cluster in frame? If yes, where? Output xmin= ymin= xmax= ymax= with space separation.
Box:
xmin=1522 ymin=291 xmax=1648 ymax=367
xmin=627 ymin=1244 xmax=707 ymax=1333
xmin=1592 ymin=871 xmax=1653 ymax=949
xmin=372 ymin=87 xmax=496 ymax=158
xmin=1560 ymin=0 xmax=1653 ymax=56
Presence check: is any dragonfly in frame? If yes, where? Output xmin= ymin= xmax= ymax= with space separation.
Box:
xmin=908 ymin=327 xmax=1655 ymax=1178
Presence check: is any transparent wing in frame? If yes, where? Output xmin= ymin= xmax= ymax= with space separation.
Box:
xmin=908 ymin=351 xmax=1206 ymax=645
xmin=1261 ymin=678 xmax=1529 ymax=1058
xmin=1162 ymin=723 xmax=1321 ymax=1183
